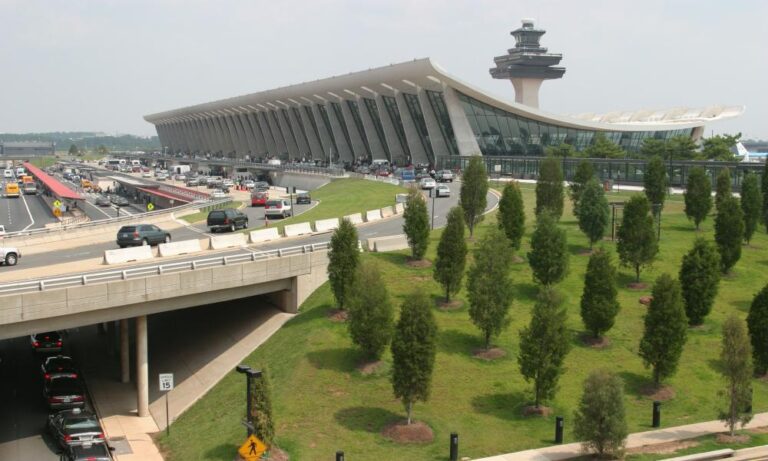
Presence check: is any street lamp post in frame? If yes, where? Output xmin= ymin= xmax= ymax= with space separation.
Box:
xmin=235 ymin=365 xmax=263 ymax=437
xmin=429 ymin=188 xmax=436 ymax=230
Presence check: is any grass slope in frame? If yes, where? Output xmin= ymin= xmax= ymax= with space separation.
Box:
xmin=158 ymin=182 xmax=768 ymax=461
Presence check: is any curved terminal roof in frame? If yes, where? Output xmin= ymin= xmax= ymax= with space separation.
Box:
xmin=144 ymin=58 xmax=743 ymax=133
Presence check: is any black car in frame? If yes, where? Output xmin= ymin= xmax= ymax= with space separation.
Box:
xmin=47 ymin=408 xmax=105 ymax=448
xmin=43 ymin=376 xmax=86 ymax=410
xmin=31 ymin=331 xmax=63 ymax=354
xmin=41 ymin=355 xmax=79 ymax=381
xmin=116 ymin=224 xmax=171 ymax=247
xmin=95 ymin=195 xmax=111 ymax=207
xmin=61 ymin=442 xmax=113 ymax=461
xmin=110 ymin=195 xmax=129 ymax=207
xmin=296 ymin=192 xmax=311 ymax=205
xmin=206 ymin=208 xmax=248 ymax=232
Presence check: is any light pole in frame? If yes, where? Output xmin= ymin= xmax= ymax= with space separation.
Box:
xmin=429 ymin=187 xmax=436 ymax=230
xmin=235 ymin=365 xmax=263 ymax=436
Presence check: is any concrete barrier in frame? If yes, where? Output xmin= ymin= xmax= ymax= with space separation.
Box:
xmin=249 ymin=227 xmax=281 ymax=243
xmin=369 ymin=234 xmax=409 ymax=252
xmin=158 ymin=239 xmax=202 ymax=257
xmin=103 ymin=245 xmax=155 ymax=265
xmin=209 ymin=233 xmax=247 ymax=250
xmin=365 ymin=209 xmax=382 ymax=222
xmin=380 ymin=206 xmax=395 ymax=218
xmin=344 ymin=213 xmax=363 ymax=225
xmin=395 ymin=193 xmax=409 ymax=203
xmin=662 ymin=449 xmax=735 ymax=461
xmin=394 ymin=202 xmax=405 ymax=214
xmin=314 ymin=218 xmax=339 ymax=233
xmin=284 ymin=222 xmax=313 ymax=237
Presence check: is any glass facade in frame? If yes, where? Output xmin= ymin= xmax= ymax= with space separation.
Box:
xmin=346 ymin=100 xmax=371 ymax=158
xmin=402 ymin=92 xmax=435 ymax=163
xmin=317 ymin=105 xmax=338 ymax=157
xmin=363 ymin=98 xmax=390 ymax=158
xmin=279 ymin=109 xmax=299 ymax=150
xmin=381 ymin=95 xmax=410 ymax=158
xmin=456 ymin=91 xmax=693 ymax=156
xmin=269 ymin=111 xmax=288 ymax=156
xmin=425 ymin=90 xmax=459 ymax=156
xmin=291 ymin=107 xmax=311 ymax=154
xmin=330 ymin=102 xmax=353 ymax=154
xmin=303 ymin=106 xmax=323 ymax=150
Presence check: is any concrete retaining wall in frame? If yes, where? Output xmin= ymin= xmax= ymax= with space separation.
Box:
xmin=380 ymin=206 xmax=395 ymax=218
xmin=284 ymin=222 xmax=313 ymax=237
xmin=209 ymin=233 xmax=247 ymax=250
xmin=249 ymin=228 xmax=280 ymax=243
xmin=344 ymin=213 xmax=363 ymax=225
xmin=365 ymin=209 xmax=382 ymax=222
xmin=158 ymin=239 xmax=203 ymax=257
xmin=369 ymin=234 xmax=409 ymax=252
xmin=394 ymin=202 xmax=405 ymax=214
xmin=314 ymin=218 xmax=339 ymax=233
xmin=103 ymin=245 xmax=155 ymax=265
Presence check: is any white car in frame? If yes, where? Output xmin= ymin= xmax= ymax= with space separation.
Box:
xmin=211 ymin=190 xmax=228 ymax=199
xmin=156 ymin=173 xmax=168 ymax=181
xmin=222 ymin=179 xmax=234 ymax=187
xmin=0 ymin=224 xmax=5 ymax=235
xmin=142 ymin=171 xmax=153 ymax=178
xmin=420 ymin=177 xmax=436 ymax=190
xmin=435 ymin=184 xmax=451 ymax=197
xmin=3 ymin=169 xmax=13 ymax=179
xmin=0 ymin=245 xmax=21 ymax=266
xmin=243 ymin=180 xmax=256 ymax=189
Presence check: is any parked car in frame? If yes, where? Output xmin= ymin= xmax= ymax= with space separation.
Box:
xmin=0 ymin=245 xmax=20 ymax=266
xmin=251 ymin=191 xmax=268 ymax=207
xmin=264 ymin=199 xmax=293 ymax=218
xmin=95 ymin=196 xmax=111 ymax=207
xmin=41 ymin=355 xmax=79 ymax=381
xmin=156 ymin=173 xmax=168 ymax=181
xmin=116 ymin=225 xmax=171 ymax=247
xmin=30 ymin=331 xmax=62 ymax=354
xmin=206 ymin=208 xmax=249 ymax=232
xmin=141 ymin=171 xmax=153 ymax=178
xmin=185 ymin=178 xmax=199 ymax=187
xmin=222 ymin=179 xmax=234 ymax=187
xmin=47 ymin=408 xmax=105 ymax=447
xmin=435 ymin=184 xmax=451 ymax=197
xmin=211 ymin=190 xmax=228 ymax=199
xmin=296 ymin=192 xmax=311 ymax=205
xmin=43 ymin=376 xmax=86 ymax=410
xmin=110 ymin=196 xmax=129 ymax=207
xmin=254 ymin=181 xmax=270 ymax=192
xmin=60 ymin=442 xmax=112 ymax=461
xmin=420 ymin=177 xmax=436 ymax=190
xmin=435 ymin=170 xmax=454 ymax=182
xmin=242 ymin=180 xmax=256 ymax=190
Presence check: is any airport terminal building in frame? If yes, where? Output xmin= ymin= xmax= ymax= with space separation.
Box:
xmin=144 ymin=20 xmax=742 ymax=167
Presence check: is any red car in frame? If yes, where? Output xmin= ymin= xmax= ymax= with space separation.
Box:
xmin=251 ymin=191 xmax=268 ymax=206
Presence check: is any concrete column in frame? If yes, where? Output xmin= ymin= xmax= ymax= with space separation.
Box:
xmin=237 ymin=112 xmax=259 ymax=155
xmin=297 ymin=105 xmax=324 ymax=160
xmin=395 ymin=91 xmax=429 ymax=165
xmin=136 ymin=315 xmax=149 ymax=418
xmin=416 ymin=87 xmax=449 ymax=163
xmin=510 ymin=78 xmax=544 ymax=108
xmin=215 ymin=115 xmax=236 ymax=154
xmin=338 ymin=99 xmax=369 ymax=161
xmin=229 ymin=112 xmax=249 ymax=156
xmin=310 ymin=103 xmax=336 ymax=161
xmin=287 ymin=107 xmax=310 ymax=158
xmin=442 ymin=86 xmax=481 ymax=156
xmin=374 ymin=94 xmax=407 ymax=164
xmin=221 ymin=114 xmax=241 ymax=155
xmin=277 ymin=109 xmax=300 ymax=159
xmin=266 ymin=111 xmax=288 ymax=157
xmin=195 ymin=117 xmax=213 ymax=153
xmin=188 ymin=118 xmax=205 ymax=153
xmin=246 ymin=112 xmax=268 ymax=156
xmin=255 ymin=112 xmax=277 ymax=157
xmin=356 ymin=96 xmax=387 ymax=161
xmin=323 ymin=101 xmax=354 ymax=163
xmin=207 ymin=116 xmax=226 ymax=153
xmin=120 ymin=319 xmax=130 ymax=384
xmin=156 ymin=124 xmax=170 ymax=151
xmin=181 ymin=119 xmax=196 ymax=153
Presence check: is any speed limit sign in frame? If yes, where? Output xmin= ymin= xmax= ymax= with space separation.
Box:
xmin=159 ymin=373 xmax=174 ymax=391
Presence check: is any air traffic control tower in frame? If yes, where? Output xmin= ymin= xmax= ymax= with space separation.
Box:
xmin=490 ymin=19 xmax=565 ymax=108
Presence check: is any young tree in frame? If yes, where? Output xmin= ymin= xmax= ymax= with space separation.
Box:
xmin=584 ymin=133 xmax=625 ymax=159
xmin=527 ymin=211 xmax=569 ymax=286
xmin=740 ymin=172 xmax=763 ymax=244
xmin=433 ymin=207 xmax=467 ymax=302
xmin=459 ymin=156 xmax=488 ymax=237
xmin=518 ymin=287 xmax=571 ymax=408
xmin=573 ymin=370 xmax=628 ymax=459
xmin=391 ymin=292 xmax=437 ymax=425
xmin=546 ymin=142 xmax=576 ymax=159
xmin=497 ymin=182 xmax=525 ymax=250
xmin=569 ymin=159 xmax=595 ymax=217
xmin=577 ymin=178 xmax=610 ymax=249
xmin=684 ymin=166 xmax=713 ymax=230
xmin=616 ymin=195 xmax=658 ymax=282
xmin=638 ymin=274 xmax=688 ymax=386
xmin=715 ymin=167 xmax=732 ymax=211
xmin=703 ymin=133 xmax=741 ymax=161
xmin=347 ymin=262 xmax=394 ymax=359
xmin=719 ymin=315 xmax=754 ymax=436
xmin=679 ymin=238 xmax=721 ymax=326
xmin=468 ymin=227 xmax=514 ymax=349
xmin=68 ymin=144 xmax=79 ymax=156
xmin=250 ymin=367 xmax=275 ymax=445
xmin=667 ymin=135 xmax=698 ymax=160
xmin=402 ymin=189 xmax=430 ymax=260
xmin=715 ymin=196 xmax=745 ymax=274
xmin=327 ymin=218 xmax=360 ymax=310
xmin=581 ymin=249 xmax=620 ymax=339
xmin=640 ymin=138 xmax=667 ymax=159
xmin=644 ymin=155 xmax=668 ymax=211
xmin=762 ymin=160 xmax=768 ymax=233
xmin=535 ymin=156 xmax=564 ymax=219
xmin=747 ymin=284 xmax=768 ymax=376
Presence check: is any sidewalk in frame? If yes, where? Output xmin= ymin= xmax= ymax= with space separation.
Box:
xmin=476 ymin=412 xmax=768 ymax=460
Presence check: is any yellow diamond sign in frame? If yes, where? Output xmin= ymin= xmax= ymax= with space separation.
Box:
xmin=238 ymin=434 xmax=267 ymax=461
xmin=147 ymin=203 xmax=155 ymax=211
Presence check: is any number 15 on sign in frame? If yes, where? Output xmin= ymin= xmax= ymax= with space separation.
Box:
xmin=159 ymin=373 xmax=174 ymax=435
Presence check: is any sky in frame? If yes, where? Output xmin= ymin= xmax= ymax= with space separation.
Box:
xmin=0 ymin=0 xmax=765 ymax=140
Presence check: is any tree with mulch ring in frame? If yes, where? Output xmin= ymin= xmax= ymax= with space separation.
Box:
xmin=433 ymin=206 xmax=467 ymax=304
xmin=459 ymin=156 xmax=488 ymax=237
xmin=573 ymin=370 xmax=628 ymax=460
xmin=468 ymin=227 xmax=514 ymax=351
xmin=527 ymin=211 xmax=569 ymax=286
xmin=497 ymin=181 xmax=525 ymax=251
xmin=718 ymin=315 xmax=753 ymax=437
xmin=473 ymin=347 xmax=506 ymax=361
xmin=346 ymin=261 xmax=394 ymax=363
xmin=580 ymin=248 xmax=620 ymax=342
xmin=639 ymin=274 xmax=688 ymax=388
xmin=518 ymin=286 xmax=571 ymax=413
xmin=617 ymin=195 xmax=658 ymax=284
xmin=402 ymin=188 xmax=430 ymax=261
xmin=679 ymin=238 xmax=720 ymax=326
xmin=576 ymin=178 xmax=609 ymax=250
xmin=381 ymin=420 xmax=434 ymax=444
xmin=390 ymin=291 xmax=437 ymax=427
xmin=327 ymin=218 xmax=360 ymax=313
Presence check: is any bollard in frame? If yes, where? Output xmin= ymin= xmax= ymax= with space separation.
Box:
xmin=652 ymin=401 xmax=661 ymax=428
xmin=555 ymin=416 xmax=564 ymax=444
xmin=336 ymin=451 xmax=344 ymax=461
xmin=449 ymin=432 xmax=458 ymax=461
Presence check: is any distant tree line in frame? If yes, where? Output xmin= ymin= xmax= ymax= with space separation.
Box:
xmin=0 ymin=132 xmax=159 ymax=152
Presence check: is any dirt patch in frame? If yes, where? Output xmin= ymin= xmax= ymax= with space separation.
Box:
xmin=357 ymin=360 xmax=384 ymax=375
xmin=473 ymin=347 xmax=506 ymax=361
xmin=748 ymin=426 xmax=768 ymax=434
xmin=627 ymin=282 xmax=649 ymax=290
xmin=328 ymin=388 xmax=347 ymax=397
xmin=640 ymin=384 xmax=676 ymax=401
xmin=436 ymin=299 xmax=464 ymax=311
xmin=381 ymin=420 xmax=434 ymax=444
xmin=523 ymin=405 xmax=552 ymax=417
xmin=577 ymin=249 xmax=594 ymax=256
xmin=410 ymin=275 xmax=431 ymax=282
xmin=639 ymin=296 xmax=653 ymax=306
xmin=689 ymin=324 xmax=709 ymax=331
xmin=580 ymin=334 xmax=611 ymax=349
xmin=757 ymin=373 xmax=768 ymax=383
xmin=512 ymin=255 xmax=526 ymax=264
xmin=267 ymin=447 xmax=290 ymax=461
xmin=627 ymin=440 xmax=699 ymax=455
xmin=406 ymin=259 xmax=432 ymax=268
xmin=327 ymin=309 xmax=348 ymax=322
xmin=716 ymin=433 xmax=750 ymax=444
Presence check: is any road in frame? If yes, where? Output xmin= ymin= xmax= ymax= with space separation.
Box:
xmin=0 ymin=181 xmax=59 ymax=233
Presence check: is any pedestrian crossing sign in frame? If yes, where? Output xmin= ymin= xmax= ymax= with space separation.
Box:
xmin=238 ymin=434 xmax=267 ymax=460
xmin=53 ymin=200 xmax=62 ymax=208
xmin=147 ymin=203 xmax=155 ymax=211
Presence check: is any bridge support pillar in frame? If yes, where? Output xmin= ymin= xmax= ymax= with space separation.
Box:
xmin=120 ymin=319 xmax=130 ymax=384
xmin=136 ymin=315 xmax=149 ymax=417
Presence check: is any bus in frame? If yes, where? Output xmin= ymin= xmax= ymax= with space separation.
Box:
xmin=5 ymin=182 xmax=20 ymax=198
xmin=106 ymin=159 xmax=126 ymax=170
xmin=21 ymin=176 xmax=36 ymax=195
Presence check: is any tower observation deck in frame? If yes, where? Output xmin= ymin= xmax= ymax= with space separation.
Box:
xmin=490 ymin=19 xmax=565 ymax=108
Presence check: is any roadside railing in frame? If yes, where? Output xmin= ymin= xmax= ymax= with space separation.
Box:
xmin=122 ymin=152 xmax=347 ymax=176
xmin=0 ymin=241 xmax=330 ymax=295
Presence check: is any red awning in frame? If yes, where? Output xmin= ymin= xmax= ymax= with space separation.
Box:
xmin=23 ymin=162 xmax=83 ymax=200
xmin=137 ymin=187 xmax=191 ymax=203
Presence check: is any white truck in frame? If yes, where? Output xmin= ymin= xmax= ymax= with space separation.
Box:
xmin=0 ymin=245 xmax=21 ymax=266
xmin=171 ymin=165 xmax=191 ymax=175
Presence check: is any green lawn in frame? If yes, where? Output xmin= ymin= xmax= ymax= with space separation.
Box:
xmin=27 ymin=156 xmax=59 ymax=169
xmin=158 ymin=182 xmax=768 ymax=461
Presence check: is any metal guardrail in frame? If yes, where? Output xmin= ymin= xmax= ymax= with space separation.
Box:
xmin=0 ymin=197 xmax=232 ymax=239
xmin=0 ymin=241 xmax=331 ymax=295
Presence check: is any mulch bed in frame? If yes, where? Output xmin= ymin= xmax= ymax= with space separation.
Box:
xmin=522 ymin=405 xmax=552 ymax=417
xmin=473 ymin=347 xmax=506 ymax=361
xmin=748 ymin=426 xmax=768 ymax=434
xmin=357 ymin=360 xmax=384 ymax=375
xmin=436 ymin=299 xmax=463 ymax=311
xmin=406 ymin=258 xmax=432 ymax=268
xmin=381 ymin=420 xmax=434 ymax=444
xmin=627 ymin=440 xmax=698 ymax=455
xmin=716 ymin=434 xmax=750 ymax=443
xmin=640 ymin=384 xmax=676 ymax=401
xmin=266 ymin=448 xmax=290 ymax=461
xmin=639 ymin=296 xmax=653 ymax=306
xmin=327 ymin=309 xmax=348 ymax=322
xmin=580 ymin=334 xmax=611 ymax=349
xmin=627 ymin=282 xmax=649 ymax=290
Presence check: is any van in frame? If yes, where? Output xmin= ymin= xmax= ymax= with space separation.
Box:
xmin=3 ymin=169 xmax=13 ymax=179
xmin=15 ymin=167 xmax=25 ymax=177
xmin=5 ymin=182 xmax=20 ymax=198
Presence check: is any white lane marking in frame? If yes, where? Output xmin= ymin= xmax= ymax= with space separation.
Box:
xmin=20 ymin=193 xmax=35 ymax=231
xmin=85 ymin=200 xmax=113 ymax=219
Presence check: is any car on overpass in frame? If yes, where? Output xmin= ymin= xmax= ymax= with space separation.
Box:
xmin=47 ymin=408 xmax=105 ymax=447
xmin=116 ymin=224 xmax=171 ymax=247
